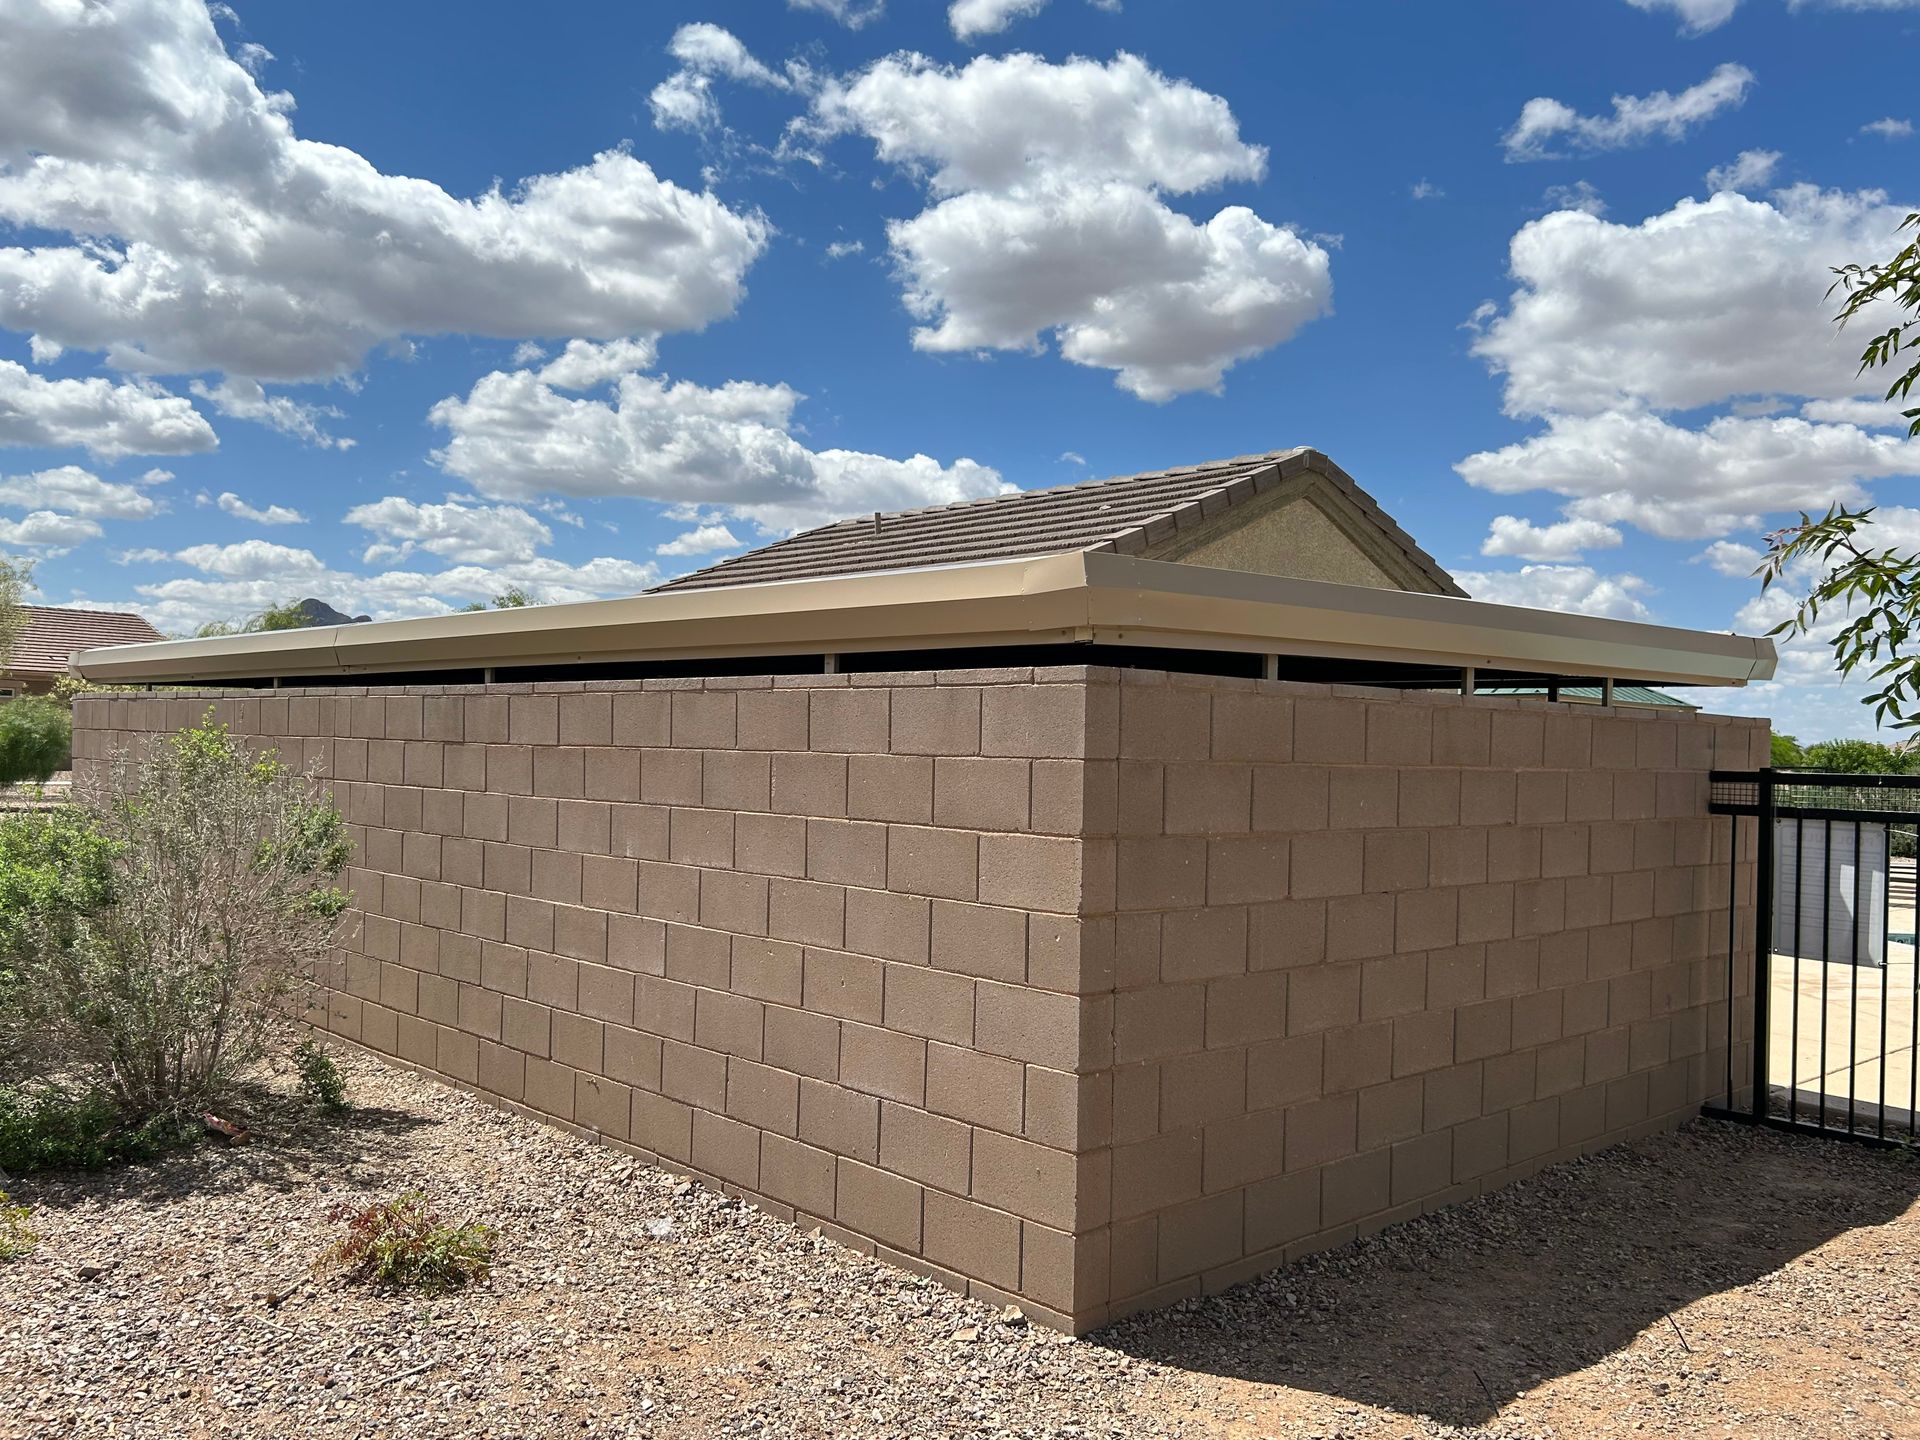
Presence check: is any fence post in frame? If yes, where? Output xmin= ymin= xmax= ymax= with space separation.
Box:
xmin=1752 ymin=766 xmax=1776 ymax=1121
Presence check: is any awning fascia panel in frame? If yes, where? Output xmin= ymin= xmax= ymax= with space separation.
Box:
xmin=69 ymin=550 xmax=1775 ymax=689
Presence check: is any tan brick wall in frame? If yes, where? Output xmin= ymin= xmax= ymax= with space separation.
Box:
xmin=74 ymin=671 xmax=1109 ymax=1330
xmin=72 ymin=666 xmax=1764 ymax=1334
xmin=1087 ymin=671 xmax=1763 ymax=1326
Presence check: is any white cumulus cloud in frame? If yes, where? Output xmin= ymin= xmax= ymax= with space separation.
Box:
xmin=650 ymin=24 xmax=801 ymax=134
xmin=788 ymin=0 xmax=884 ymax=26
xmin=343 ymin=495 xmax=552 ymax=567
xmin=807 ymin=51 xmax=1266 ymax=196
xmin=1503 ymin=63 xmax=1754 ymax=161
xmin=0 ymin=511 xmax=102 ymax=551
xmin=1623 ymin=0 xmax=1743 ymax=33
xmin=802 ymin=52 xmax=1332 ymax=400
xmin=657 ymin=524 xmax=743 ymax=557
xmin=1630 ymin=0 xmax=1920 ymax=33
xmin=1459 ymin=179 xmax=1920 ymax=580
xmin=0 ymin=0 xmax=771 ymax=384
xmin=1696 ymin=539 xmax=1765 ymax=577
xmin=1458 ymin=410 xmax=1920 ymax=540
xmin=0 ymin=463 xmax=167 ymax=520
xmin=1801 ymin=395 xmax=1911 ymax=426
xmin=1454 ymin=564 xmax=1655 ymax=622
xmin=0 ymin=360 xmax=215 ymax=459
xmin=1480 ymin=515 xmax=1624 ymax=561
xmin=1705 ymin=148 xmax=1780 ymax=192
xmin=190 ymin=378 xmax=353 ymax=449
xmin=172 ymin=539 xmax=325 ymax=581
xmin=1472 ymin=186 xmax=1909 ymax=418
xmin=216 ymin=491 xmax=305 ymax=526
xmin=427 ymin=340 xmax=1010 ymax=534
xmin=132 ymin=530 xmax=664 ymax=634
xmin=950 ymin=0 xmax=1049 ymax=39
xmin=1541 ymin=181 xmax=1608 ymax=217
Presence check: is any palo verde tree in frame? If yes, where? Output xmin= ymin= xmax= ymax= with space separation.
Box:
xmin=192 ymin=599 xmax=310 ymax=639
xmin=1762 ymin=209 xmax=1920 ymax=726
xmin=457 ymin=585 xmax=533 ymax=612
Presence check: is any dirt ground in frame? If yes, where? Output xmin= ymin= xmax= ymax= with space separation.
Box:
xmin=4 ymin=1050 xmax=1919 ymax=1439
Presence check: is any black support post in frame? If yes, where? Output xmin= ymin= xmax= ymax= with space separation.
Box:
xmin=1752 ymin=766 xmax=1776 ymax=1121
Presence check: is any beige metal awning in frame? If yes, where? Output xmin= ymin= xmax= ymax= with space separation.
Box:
xmin=70 ymin=550 xmax=1776 ymax=689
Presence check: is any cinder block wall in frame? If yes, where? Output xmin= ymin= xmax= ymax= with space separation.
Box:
xmin=72 ymin=667 xmax=1763 ymax=1334
xmin=1089 ymin=671 xmax=1762 ymax=1325
xmin=75 ymin=671 xmax=1112 ymax=1330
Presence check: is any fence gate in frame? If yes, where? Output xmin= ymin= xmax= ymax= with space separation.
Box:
xmin=1711 ymin=769 xmax=1920 ymax=1144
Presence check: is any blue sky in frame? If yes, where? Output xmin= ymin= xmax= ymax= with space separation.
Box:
xmin=3 ymin=0 xmax=1917 ymax=739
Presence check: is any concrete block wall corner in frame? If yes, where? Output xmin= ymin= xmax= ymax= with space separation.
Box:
xmin=70 ymin=666 xmax=1766 ymax=1334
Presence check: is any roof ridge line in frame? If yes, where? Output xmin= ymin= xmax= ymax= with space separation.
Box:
xmin=829 ymin=446 xmax=1310 ymax=527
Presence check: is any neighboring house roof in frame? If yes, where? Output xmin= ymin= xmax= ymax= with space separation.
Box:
xmin=6 ymin=605 xmax=164 ymax=680
xmin=651 ymin=447 xmax=1466 ymax=598
xmin=1476 ymin=684 xmax=1700 ymax=711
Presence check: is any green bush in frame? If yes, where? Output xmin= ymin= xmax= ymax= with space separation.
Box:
xmin=0 ymin=1190 xmax=33 ymax=1260
xmin=319 ymin=1192 xmax=494 ymax=1292
xmin=0 ymin=713 xmax=349 ymax=1122
xmin=0 ymin=698 xmax=70 ymax=787
xmin=0 ymin=806 xmax=115 ymax=951
xmin=1802 ymin=737 xmax=1914 ymax=774
xmin=0 ymin=1084 xmax=196 ymax=1172
xmin=0 ymin=807 xmax=116 ymax=1070
xmin=292 ymin=1039 xmax=347 ymax=1111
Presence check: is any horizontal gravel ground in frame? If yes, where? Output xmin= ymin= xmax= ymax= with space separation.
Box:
xmin=5 ymin=1050 xmax=1920 ymax=1440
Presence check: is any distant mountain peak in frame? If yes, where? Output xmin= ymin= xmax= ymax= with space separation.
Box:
xmin=294 ymin=598 xmax=371 ymax=627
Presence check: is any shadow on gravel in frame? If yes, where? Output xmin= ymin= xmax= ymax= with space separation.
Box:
xmin=1096 ymin=1119 xmax=1920 ymax=1428
xmin=10 ymin=1096 xmax=441 ymax=1212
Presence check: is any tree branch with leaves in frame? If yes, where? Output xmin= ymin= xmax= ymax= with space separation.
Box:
xmin=1761 ymin=210 xmax=1920 ymax=727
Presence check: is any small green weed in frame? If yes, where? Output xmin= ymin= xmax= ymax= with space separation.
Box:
xmin=291 ymin=1040 xmax=347 ymax=1112
xmin=0 ymin=1085 xmax=197 ymax=1173
xmin=0 ymin=1191 xmax=33 ymax=1261
xmin=319 ymin=1192 xmax=493 ymax=1293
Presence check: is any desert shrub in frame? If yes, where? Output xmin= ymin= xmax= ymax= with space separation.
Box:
xmin=0 ymin=1084 xmax=195 ymax=1172
xmin=0 ymin=698 xmax=70 ymax=788
xmin=0 ymin=1191 xmax=33 ymax=1260
xmin=319 ymin=1192 xmax=493 ymax=1292
xmin=0 ymin=807 xmax=116 ymax=1073
xmin=45 ymin=676 xmax=148 ymax=708
xmin=0 ymin=712 xmax=349 ymax=1121
xmin=292 ymin=1039 xmax=347 ymax=1111
xmin=0 ymin=807 xmax=115 ymax=949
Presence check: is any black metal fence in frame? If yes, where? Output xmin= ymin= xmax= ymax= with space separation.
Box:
xmin=1710 ymin=768 xmax=1920 ymax=1145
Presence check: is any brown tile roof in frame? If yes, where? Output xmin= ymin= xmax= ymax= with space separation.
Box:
xmin=6 ymin=605 xmax=164 ymax=679
xmin=650 ymin=447 xmax=1463 ymax=598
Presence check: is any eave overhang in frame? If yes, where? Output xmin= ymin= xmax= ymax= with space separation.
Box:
xmin=70 ymin=551 xmax=1776 ymax=690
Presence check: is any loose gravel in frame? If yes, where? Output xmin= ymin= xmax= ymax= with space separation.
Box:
xmin=5 ymin=1050 xmax=1919 ymax=1439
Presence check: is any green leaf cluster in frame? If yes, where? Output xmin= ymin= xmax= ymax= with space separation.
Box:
xmin=0 ymin=1191 xmax=34 ymax=1260
xmin=0 ymin=711 xmax=352 ymax=1128
xmin=319 ymin=1191 xmax=494 ymax=1292
xmin=1831 ymin=210 xmax=1920 ymax=439
xmin=0 ymin=1084 xmax=196 ymax=1172
xmin=1763 ymin=214 xmax=1920 ymax=728
xmin=0 ymin=698 xmax=71 ymax=787
xmin=192 ymin=599 xmax=313 ymax=638
xmin=456 ymin=585 xmax=535 ymax=612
